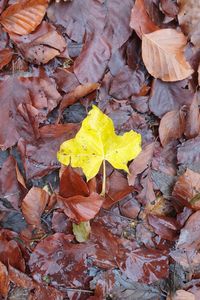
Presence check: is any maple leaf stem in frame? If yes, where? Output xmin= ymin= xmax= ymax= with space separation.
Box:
xmin=101 ymin=160 xmax=106 ymax=197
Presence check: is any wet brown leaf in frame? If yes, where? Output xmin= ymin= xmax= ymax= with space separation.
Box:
xmin=0 ymin=0 xmax=48 ymax=35
xmin=121 ymin=248 xmax=169 ymax=284
xmin=0 ymin=74 xmax=61 ymax=150
xmin=18 ymin=123 xmax=79 ymax=180
xmin=148 ymin=214 xmax=178 ymax=241
xmin=159 ymin=109 xmax=186 ymax=146
xmin=130 ymin=0 xmax=159 ymax=38
xmin=58 ymin=192 xmax=104 ymax=222
xmin=60 ymin=82 xmax=100 ymax=112
xmin=173 ymin=169 xmax=200 ymax=210
xmin=0 ymin=261 xmax=9 ymax=298
xmin=128 ymin=142 xmax=155 ymax=186
xmin=0 ymin=48 xmax=13 ymax=70
xmin=10 ymin=21 xmax=66 ymax=64
xmin=29 ymin=233 xmax=94 ymax=288
xmin=21 ymin=187 xmax=49 ymax=226
xmin=142 ymin=29 xmax=194 ymax=81
xmin=104 ymin=170 xmax=134 ymax=209
xmin=149 ymin=79 xmax=194 ymax=117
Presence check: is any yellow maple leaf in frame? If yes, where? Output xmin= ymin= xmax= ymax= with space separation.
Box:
xmin=57 ymin=105 xmax=142 ymax=182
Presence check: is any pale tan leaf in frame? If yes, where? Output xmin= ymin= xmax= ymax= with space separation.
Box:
xmin=178 ymin=0 xmax=200 ymax=48
xmin=0 ymin=0 xmax=48 ymax=35
xmin=142 ymin=29 xmax=194 ymax=81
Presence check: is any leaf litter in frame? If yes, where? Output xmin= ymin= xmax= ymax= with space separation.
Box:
xmin=0 ymin=0 xmax=199 ymax=299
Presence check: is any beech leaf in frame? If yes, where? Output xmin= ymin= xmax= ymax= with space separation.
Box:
xmin=0 ymin=0 xmax=48 ymax=35
xmin=142 ymin=29 xmax=194 ymax=81
xmin=57 ymin=105 xmax=142 ymax=181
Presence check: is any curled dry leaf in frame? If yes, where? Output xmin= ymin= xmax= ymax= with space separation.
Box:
xmin=21 ymin=187 xmax=50 ymax=226
xmin=159 ymin=109 xmax=186 ymax=146
xmin=10 ymin=21 xmax=66 ymax=65
xmin=0 ymin=0 xmax=48 ymax=35
xmin=0 ymin=261 xmax=9 ymax=298
xmin=0 ymin=48 xmax=13 ymax=70
xmin=129 ymin=0 xmax=159 ymax=38
xmin=142 ymin=29 xmax=194 ymax=81
xmin=178 ymin=0 xmax=200 ymax=48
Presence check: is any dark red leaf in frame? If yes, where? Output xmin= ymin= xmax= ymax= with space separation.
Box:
xmin=184 ymin=94 xmax=200 ymax=139
xmin=147 ymin=214 xmax=178 ymax=241
xmin=0 ymin=156 xmax=25 ymax=210
xmin=58 ymin=192 xmax=104 ymax=222
xmin=29 ymin=233 xmax=94 ymax=288
xmin=130 ymin=0 xmax=159 ymax=38
xmin=0 ymin=74 xmax=61 ymax=150
xmin=173 ymin=169 xmax=200 ymax=210
xmin=60 ymin=166 xmax=89 ymax=198
xmin=104 ymin=170 xmax=134 ymax=209
xmin=121 ymin=248 xmax=169 ymax=284
xmin=18 ymin=123 xmax=79 ymax=180
xmin=177 ymin=211 xmax=200 ymax=250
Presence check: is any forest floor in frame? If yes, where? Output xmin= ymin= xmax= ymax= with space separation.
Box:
xmin=0 ymin=0 xmax=199 ymax=299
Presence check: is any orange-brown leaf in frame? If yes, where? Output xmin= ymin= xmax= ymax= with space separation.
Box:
xmin=142 ymin=29 xmax=194 ymax=81
xmin=0 ymin=48 xmax=13 ymax=70
xmin=0 ymin=0 xmax=48 ymax=35
xmin=130 ymin=0 xmax=159 ymax=38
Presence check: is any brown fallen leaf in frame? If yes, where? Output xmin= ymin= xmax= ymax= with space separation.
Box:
xmin=159 ymin=109 xmax=186 ymax=146
xmin=128 ymin=142 xmax=155 ymax=186
xmin=0 ymin=0 xmax=48 ymax=35
xmin=21 ymin=187 xmax=50 ymax=227
xmin=178 ymin=0 xmax=200 ymax=48
xmin=60 ymin=82 xmax=100 ymax=112
xmin=58 ymin=192 xmax=104 ymax=222
xmin=160 ymin=0 xmax=179 ymax=18
xmin=172 ymin=290 xmax=195 ymax=300
xmin=10 ymin=21 xmax=67 ymax=64
xmin=142 ymin=29 xmax=194 ymax=81
xmin=184 ymin=94 xmax=200 ymax=139
xmin=104 ymin=170 xmax=134 ymax=209
xmin=0 ymin=261 xmax=9 ymax=298
xmin=177 ymin=210 xmax=200 ymax=250
xmin=0 ymin=48 xmax=13 ymax=70
xmin=129 ymin=0 xmax=159 ymax=38
xmin=121 ymin=248 xmax=169 ymax=284
xmin=172 ymin=168 xmax=200 ymax=210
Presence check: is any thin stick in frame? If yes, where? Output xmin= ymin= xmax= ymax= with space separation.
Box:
xmin=101 ymin=160 xmax=106 ymax=196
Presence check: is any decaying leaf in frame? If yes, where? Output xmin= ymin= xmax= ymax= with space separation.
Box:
xmin=73 ymin=221 xmax=91 ymax=243
xmin=178 ymin=0 xmax=200 ymax=48
xmin=57 ymin=105 xmax=142 ymax=181
xmin=142 ymin=29 xmax=194 ymax=81
xmin=0 ymin=0 xmax=48 ymax=35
